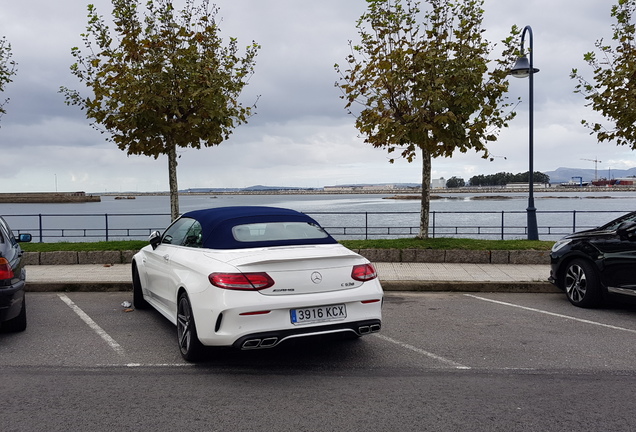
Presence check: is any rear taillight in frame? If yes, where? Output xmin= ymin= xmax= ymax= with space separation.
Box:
xmin=351 ymin=263 xmax=377 ymax=281
xmin=0 ymin=258 xmax=14 ymax=280
xmin=209 ymin=272 xmax=275 ymax=290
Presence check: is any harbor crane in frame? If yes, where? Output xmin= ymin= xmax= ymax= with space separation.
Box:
xmin=581 ymin=158 xmax=602 ymax=181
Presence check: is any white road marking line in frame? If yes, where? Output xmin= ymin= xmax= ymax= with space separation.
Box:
xmin=105 ymin=363 xmax=194 ymax=368
xmin=374 ymin=333 xmax=471 ymax=370
xmin=465 ymin=294 xmax=636 ymax=334
xmin=57 ymin=293 xmax=127 ymax=358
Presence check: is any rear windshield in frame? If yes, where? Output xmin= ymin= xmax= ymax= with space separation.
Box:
xmin=232 ymin=222 xmax=329 ymax=243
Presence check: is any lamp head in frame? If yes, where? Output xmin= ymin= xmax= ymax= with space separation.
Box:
xmin=510 ymin=55 xmax=540 ymax=78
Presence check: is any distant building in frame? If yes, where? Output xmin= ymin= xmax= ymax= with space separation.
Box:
xmin=431 ymin=178 xmax=446 ymax=189
xmin=505 ymin=182 xmax=550 ymax=189
xmin=323 ymin=184 xmax=397 ymax=192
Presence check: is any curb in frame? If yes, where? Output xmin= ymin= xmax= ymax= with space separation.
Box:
xmin=25 ymin=282 xmax=132 ymax=293
xmin=380 ymin=280 xmax=559 ymax=293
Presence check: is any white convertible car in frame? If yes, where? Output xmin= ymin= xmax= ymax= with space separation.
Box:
xmin=132 ymin=206 xmax=383 ymax=360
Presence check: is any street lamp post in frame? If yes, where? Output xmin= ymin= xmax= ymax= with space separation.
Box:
xmin=510 ymin=25 xmax=539 ymax=241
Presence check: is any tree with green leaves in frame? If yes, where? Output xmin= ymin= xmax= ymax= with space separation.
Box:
xmin=469 ymin=171 xmax=549 ymax=187
xmin=0 ymin=36 xmax=17 ymax=126
xmin=335 ymin=0 xmax=519 ymax=238
xmin=445 ymin=176 xmax=465 ymax=188
xmin=571 ymin=0 xmax=636 ymax=151
xmin=61 ymin=0 xmax=259 ymax=220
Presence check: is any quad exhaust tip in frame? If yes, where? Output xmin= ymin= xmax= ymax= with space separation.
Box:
xmin=358 ymin=324 xmax=381 ymax=335
xmin=242 ymin=337 xmax=279 ymax=349
xmin=240 ymin=323 xmax=381 ymax=349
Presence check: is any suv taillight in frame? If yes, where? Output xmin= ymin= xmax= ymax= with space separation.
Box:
xmin=0 ymin=258 xmax=15 ymax=280
xmin=209 ymin=272 xmax=275 ymax=290
xmin=351 ymin=263 xmax=377 ymax=281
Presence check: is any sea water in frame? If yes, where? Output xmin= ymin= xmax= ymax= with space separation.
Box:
xmin=1 ymin=192 xmax=635 ymax=241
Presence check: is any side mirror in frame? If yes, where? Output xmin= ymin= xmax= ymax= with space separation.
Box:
xmin=616 ymin=221 xmax=636 ymax=241
xmin=17 ymin=233 xmax=32 ymax=243
xmin=149 ymin=230 xmax=162 ymax=250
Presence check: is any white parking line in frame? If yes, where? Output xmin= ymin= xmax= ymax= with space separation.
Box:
xmin=57 ymin=294 xmax=127 ymax=358
xmin=466 ymin=294 xmax=636 ymax=334
xmin=374 ymin=333 xmax=471 ymax=370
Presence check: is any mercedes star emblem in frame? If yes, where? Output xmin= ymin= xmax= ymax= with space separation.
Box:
xmin=311 ymin=271 xmax=323 ymax=284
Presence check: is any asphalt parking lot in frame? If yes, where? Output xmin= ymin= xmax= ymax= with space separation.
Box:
xmin=2 ymin=291 xmax=636 ymax=431
xmin=3 ymin=290 xmax=636 ymax=369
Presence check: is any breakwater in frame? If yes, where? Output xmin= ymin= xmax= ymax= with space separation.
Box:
xmin=99 ymin=185 xmax=636 ymax=197
xmin=0 ymin=192 xmax=100 ymax=203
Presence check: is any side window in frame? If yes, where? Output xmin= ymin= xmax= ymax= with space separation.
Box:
xmin=183 ymin=221 xmax=203 ymax=248
xmin=162 ymin=218 xmax=196 ymax=246
xmin=0 ymin=218 xmax=11 ymax=245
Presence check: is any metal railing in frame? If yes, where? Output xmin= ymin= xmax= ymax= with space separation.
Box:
xmin=4 ymin=209 xmax=631 ymax=243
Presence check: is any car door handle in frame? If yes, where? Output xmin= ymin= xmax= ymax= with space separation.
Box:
xmin=163 ymin=254 xmax=170 ymax=261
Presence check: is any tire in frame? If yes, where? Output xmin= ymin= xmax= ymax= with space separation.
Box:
xmin=177 ymin=292 xmax=205 ymax=361
xmin=2 ymin=295 xmax=27 ymax=333
xmin=563 ymin=259 xmax=603 ymax=308
xmin=132 ymin=265 xmax=150 ymax=310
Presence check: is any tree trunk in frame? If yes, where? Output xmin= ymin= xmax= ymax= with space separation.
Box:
xmin=167 ymin=142 xmax=180 ymax=221
xmin=418 ymin=147 xmax=432 ymax=239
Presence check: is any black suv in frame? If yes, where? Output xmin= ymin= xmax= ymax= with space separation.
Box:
xmin=549 ymin=211 xmax=636 ymax=308
xmin=0 ymin=216 xmax=32 ymax=332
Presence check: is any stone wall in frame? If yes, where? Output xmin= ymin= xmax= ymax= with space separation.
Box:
xmin=23 ymin=249 xmax=550 ymax=265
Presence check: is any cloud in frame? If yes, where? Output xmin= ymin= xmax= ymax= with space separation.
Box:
xmin=0 ymin=0 xmax=630 ymax=193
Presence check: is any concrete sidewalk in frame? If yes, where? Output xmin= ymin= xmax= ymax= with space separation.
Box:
xmin=24 ymin=262 xmax=558 ymax=293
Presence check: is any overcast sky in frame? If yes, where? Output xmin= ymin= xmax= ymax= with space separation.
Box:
xmin=0 ymin=0 xmax=630 ymax=193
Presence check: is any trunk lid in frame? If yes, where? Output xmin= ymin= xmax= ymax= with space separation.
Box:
xmin=209 ymin=244 xmax=368 ymax=295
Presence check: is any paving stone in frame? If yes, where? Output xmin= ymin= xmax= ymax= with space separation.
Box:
xmin=21 ymin=252 xmax=40 ymax=265
xmin=78 ymin=251 xmax=122 ymax=265
xmin=490 ymin=250 xmax=510 ymax=264
xmin=358 ymin=248 xmax=401 ymax=262
xmin=39 ymin=251 xmax=78 ymax=265
xmin=121 ymin=250 xmax=137 ymax=263
xmin=415 ymin=249 xmax=445 ymax=263
xmin=509 ymin=250 xmax=551 ymax=264
xmin=444 ymin=249 xmax=491 ymax=263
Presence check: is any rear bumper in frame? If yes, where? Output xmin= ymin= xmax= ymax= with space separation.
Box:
xmin=233 ymin=319 xmax=382 ymax=350
xmin=0 ymin=280 xmax=25 ymax=322
xmin=191 ymin=281 xmax=384 ymax=347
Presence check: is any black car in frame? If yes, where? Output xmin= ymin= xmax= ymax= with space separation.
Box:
xmin=549 ymin=211 xmax=636 ymax=308
xmin=0 ymin=216 xmax=32 ymax=332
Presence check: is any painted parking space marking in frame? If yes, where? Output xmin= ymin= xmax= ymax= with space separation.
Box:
xmin=466 ymin=294 xmax=636 ymax=334
xmin=57 ymin=293 xmax=127 ymax=358
xmin=374 ymin=333 xmax=470 ymax=370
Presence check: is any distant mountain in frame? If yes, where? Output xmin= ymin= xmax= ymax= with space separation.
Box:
xmin=544 ymin=167 xmax=636 ymax=184
xmin=182 ymin=183 xmax=421 ymax=192
xmin=181 ymin=185 xmax=316 ymax=193
xmin=325 ymin=183 xmax=421 ymax=188
xmin=242 ymin=185 xmax=308 ymax=191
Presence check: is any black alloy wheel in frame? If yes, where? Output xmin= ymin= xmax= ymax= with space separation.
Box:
xmin=563 ymin=259 xmax=602 ymax=308
xmin=177 ymin=293 xmax=204 ymax=361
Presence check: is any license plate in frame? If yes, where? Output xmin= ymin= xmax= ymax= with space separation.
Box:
xmin=290 ymin=304 xmax=347 ymax=324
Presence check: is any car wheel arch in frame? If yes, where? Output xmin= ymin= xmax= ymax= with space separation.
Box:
xmin=176 ymin=289 xmax=205 ymax=361
xmin=132 ymin=261 xmax=150 ymax=310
